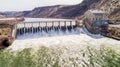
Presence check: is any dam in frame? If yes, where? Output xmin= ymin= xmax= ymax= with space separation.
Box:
xmin=16 ymin=18 xmax=80 ymax=39
xmin=0 ymin=18 xmax=80 ymax=48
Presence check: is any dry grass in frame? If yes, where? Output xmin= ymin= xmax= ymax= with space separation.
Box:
xmin=0 ymin=24 xmax=12 ymax=36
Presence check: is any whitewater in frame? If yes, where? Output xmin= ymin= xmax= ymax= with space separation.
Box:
xmin=6 ymin=25 xmax=120 ymax=67
xmin=8 ymin=26 xmax=120 ymax=51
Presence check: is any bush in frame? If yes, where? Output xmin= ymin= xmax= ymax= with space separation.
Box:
xmin=0 ymin=45 xmax=119 ymax=67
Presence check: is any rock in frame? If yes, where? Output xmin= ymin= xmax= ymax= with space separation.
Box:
xmin=0 ymin=35 xmax=13 ymax=48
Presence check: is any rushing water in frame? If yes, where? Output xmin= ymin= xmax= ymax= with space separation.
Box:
xmin=9 ymin=18 xmax=120 ymax=50
xmin=17 ymin=26 xmax=80 ymax=39
xmin=6 ymin=18 xmax=120 ymax=67
xmin=9 ymin=25 xmax=120 ymax=50
xmin=16 ymin=18 xmax=78 ymax=39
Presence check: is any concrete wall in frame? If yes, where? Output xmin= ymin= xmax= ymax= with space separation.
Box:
xmin=84 ymin=19 xmax=95 ymax=33
xmin=84 ymin=10 xmax=108 ymax=34
xmin=12 ymin=24 xmax=17 ymax=39
xmin=17 ymin=21 xmax=77 ymax=29
xmin=84 ymin=10 xmax=107 ymax=23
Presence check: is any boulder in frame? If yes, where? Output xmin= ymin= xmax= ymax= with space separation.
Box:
xmin=0 ymin=35 xmax=13 ymax=48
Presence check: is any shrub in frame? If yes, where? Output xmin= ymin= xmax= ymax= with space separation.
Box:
xmin=0 ymin=45 xmax=119 ymax=67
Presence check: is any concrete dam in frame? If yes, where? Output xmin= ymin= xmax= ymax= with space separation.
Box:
xmin=16 ymin=18 xmax=80 ymax=39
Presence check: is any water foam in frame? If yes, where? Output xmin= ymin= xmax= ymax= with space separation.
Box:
xmin=8 ymin=27 xmax=120 ymax=51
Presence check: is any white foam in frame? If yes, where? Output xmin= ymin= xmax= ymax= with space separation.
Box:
xmin=8 ymin=27 xmax=120 ymax=51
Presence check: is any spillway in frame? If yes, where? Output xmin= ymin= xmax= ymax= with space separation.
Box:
xmin=16 ymin=18 xmax=80 ymax=39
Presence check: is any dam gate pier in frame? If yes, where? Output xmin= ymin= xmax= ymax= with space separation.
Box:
xmin=16 ymin=19 xmax=81 ymax=38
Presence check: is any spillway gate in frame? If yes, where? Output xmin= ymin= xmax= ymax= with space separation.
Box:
xmin=15 ymin=20 xmax=80 ymax=39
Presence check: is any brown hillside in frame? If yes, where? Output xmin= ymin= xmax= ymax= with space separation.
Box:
xmin=4 ymin=0 xmax=100 ymax=19
xmin=1 ymin=0 xmax=120 ymax=20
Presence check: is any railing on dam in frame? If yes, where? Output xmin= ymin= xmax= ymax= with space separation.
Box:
xmin=16 ymin=20 xmax=80 ymax=39
xmin=17 ymin=21 xmax=76 ymax=28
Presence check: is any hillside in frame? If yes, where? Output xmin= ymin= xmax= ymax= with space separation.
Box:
xmin=90 ymin=0 xmax=120 ymax=20
xmin=0 ymin=15 xmax=5 ymax=18
xmin=3 ymin=0 xmax=100 ymax=19
xmin=102 ymin=0 xmax=120 ymax=20
xmin=1 ymin=0 xmax=120 ymax=20
xmin=0 ymin=13 xmax=6 ymax=18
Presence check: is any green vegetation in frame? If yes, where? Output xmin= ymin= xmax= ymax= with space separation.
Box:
xmin=0 ymin=45 xmax=120 ymax=67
